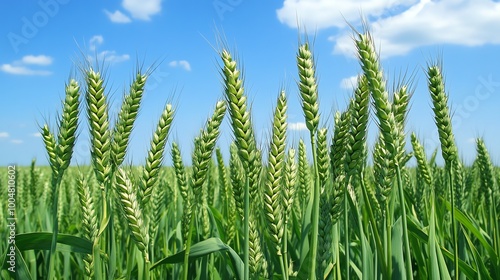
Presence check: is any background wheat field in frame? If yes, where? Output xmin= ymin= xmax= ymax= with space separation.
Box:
xmin=1 ymin=29 xmax=499 ymax=279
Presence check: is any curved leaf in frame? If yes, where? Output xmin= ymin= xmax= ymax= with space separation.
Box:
xmin=151 ymin=237 xmax=243 ymax=279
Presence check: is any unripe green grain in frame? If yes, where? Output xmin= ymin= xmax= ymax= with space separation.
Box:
xmin=56 ymin=79 xmax=80 ymax=171
xmin=297 ymin=43 xmax=320 ymax=133
xmin=264 ymin=91 xmax=287 ymax=254
xmin=142 ymin=103 xmax=174 ymax=205
xmin=86 ymin=69 xmax=111 ymax=186
xmin=115 ymin=168 xmax=149 ymax=262
xmin=112 ymin=72 xmax=147 ymax=166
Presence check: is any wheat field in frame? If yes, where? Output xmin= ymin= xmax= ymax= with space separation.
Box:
xmin=1 ymin=30 xmax=499 ymax=280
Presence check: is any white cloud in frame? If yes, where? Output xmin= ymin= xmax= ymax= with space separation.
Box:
xmin=100 ymin=51 xmax=130 ymax=63
xmin=86 ymin=36 xmax=130 ymax=64
xmin=340 ymin=75 xmax=359 ymax=90
xmin=277 ymin=0 xmax=415 ymax=30
xmin=289 ymin=122 xmax=308 ymax=131
xmin=169 ymin=60 xmax=191 ymax=71
xmin=104 ymin=10 xmax=132 ymax=23
xmin=11 ymin=139 xmax=23 ymax=144
xmin=467 ymin=137 xmax=477 ymax=144
xmin=0 ymin=54 xmax=53 ymax=76
xmin=0 ymin=132 xmax=9 ymax=138
xmin=21 ymin=55 xmax=53 ymax=65
xmin=0 ymin=64 xmax=52 ymax=76
xmin=89 ymin=35 xmax=104 ymax=51
xmin=123 ymin=0 xmax=162 ymax=20
xmin=32 ymin=132 xmax=42 ymax=138
xmin=90 ymin=51 xmax=130 ymax=64
xmin=278 ymin=0 xmax=500 ymax=58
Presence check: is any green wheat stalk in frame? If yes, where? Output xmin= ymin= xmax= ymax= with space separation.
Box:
xmin=221 ymin=49 xmax=256 ymax=280
xmin=297 ymin=41 xmax=322 ymax=280
xmin=43 ymin=78 xmax=80 ymax=280
xmin=263 ymin=90 xmax=287 ymax=276
xmin=427 ymin=63 xmax=460 ymax=279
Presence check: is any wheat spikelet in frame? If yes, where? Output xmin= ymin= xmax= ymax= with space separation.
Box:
xmin=298 ymin=139 xmax=310 ymax=204
xmin=297 ymin=43 xmax=320 ymax=133
xmin=112 ymin=71 xmax=147 ymax=166
xmin=171 ymin=142 xmax=193 ymax=245
xmin=41 ymin=124 xmax=59 ymax=177
xmin=264 ymin=90 xmax=287 ymax=254
xmin=427 ymin=64 xmax=458 ymax=165
xmin=216 ymin=148 xmax=237 ymax=244
xmin=77 ymin=172 xmax=97 ymax=278
xmin=329 ymin=111 xmax=350 ymax=221
xmin=283 ymin=148 xmax=297 ymax=219
xmin=345 ymin=75 xmax=370 ymax=175
xmin=115 ymin=167 xmax=149 ymax=262
xmin=56 ymin=79 xmax=80 ymax=171
xmin=221 ymin=50 xmax=257 ymax=169
xmin=475 ymin=138 xmax=495 ymax=213
xmin=356 ymin=31 xmax=398 ymax=163
xmin=172 ymin=142 xmax=188 ymax=202
xmin=230 ymin=142 xmax=245 ymax=219
xmin=373 ymin=137 xmax=392 ymax=215
xmin=392 ymin=85 xmax=410 ymax=130
xmin=29 ymin=159 xmax=40 ymax=206
xmin=148 ymin=179 xmax=166 ymax=247
xmin=249 ymin=213 xmax=267 ymax=278
xmin=316 ymin=128 xmax=330 ymax=188
xmin=392 ymin=84 xmax=411 ymax=165
xmin=318 ymin=193 xmax=333 ymax=276
xmin=57 ymin=178 xmax=68 ymax=230
xmin=85 ymin=69 xmax=111 ymax=186
xmin=142 ymin=103 xmax=174 ymax=205
xmin=206 ymin=160 xmax=217 ymax=206
xmin=191 ymin=100 xmax=226 ymax=200
xmin=331 ymin=111 xmax=350 ymax=182
xmin=216 ymin=148 xmax=229 ymax=199
xmin=411 ymin=133 xmax=433 ymax=186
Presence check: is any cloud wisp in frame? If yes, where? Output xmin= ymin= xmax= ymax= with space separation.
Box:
xmin=169 ymin=60 xmax=192 ymax=71
xmin=104 ymin=10 xmax=132 ymax=23
xmin=105 ymin=0 xmax=162 ymax=22
xmin=0 ymin=55 xmax=53 ymax=76
xmin=289 ymin=122 xmax=308 ymax=131
xmin=277 ymin=0 xmax=500 ymax=58
xmin=87 ymin=35 xmax=130 ymax=64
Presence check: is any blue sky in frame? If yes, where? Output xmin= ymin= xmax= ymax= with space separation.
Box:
xmin=1 ymin=0 xmax=499 ymax=167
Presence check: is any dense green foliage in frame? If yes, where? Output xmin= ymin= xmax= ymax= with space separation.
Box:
xmin=1 ymin=30 xmax=499 ymax=279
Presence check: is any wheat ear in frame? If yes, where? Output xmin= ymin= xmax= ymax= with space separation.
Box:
xmin=191 ymin=100 xmax=226 ymax=200
xmin=56 ymin=79 xmax=80 ymax=171
xmin=86 ymin=69 xmax=111 ymax=186
xmin=297 ymin=43 xmax=320 ymax=133
xmin=221 ymin=49 xmax=257 ymax=280
xmin=316 ymin=128 xmax=330 ymax=188
xmin=112 ymin=71 xmax=147 ymax=166
xmin=171 ymin=142 xmax=192 ymax=246
xmin=142 ymin=103 xmax=174 ymax=206
xmin=264 ymin=91 xmax=287 ymax=258
xmin=345 ymin=75 xmax=370 ymax=175
xmin=356 ymin=32 xmax=398 ymax=165
xmin=475 ymin=138 xmax=495 ymax=215
xmin=297 ymin=41 xmax=322 ymax=280
xmin=115 ymin=167 xmax=149 ymax=262
xmin=77 ymin=172 xmax=98 ymax=278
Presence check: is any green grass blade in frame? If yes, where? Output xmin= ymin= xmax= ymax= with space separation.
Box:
xmin=15 ymin=232 xmax=92 ymax=254
xmin=151 ymin=237 xmax=244 ymax=279
xmin=429 ymin=196 xmax=440 ymax=279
